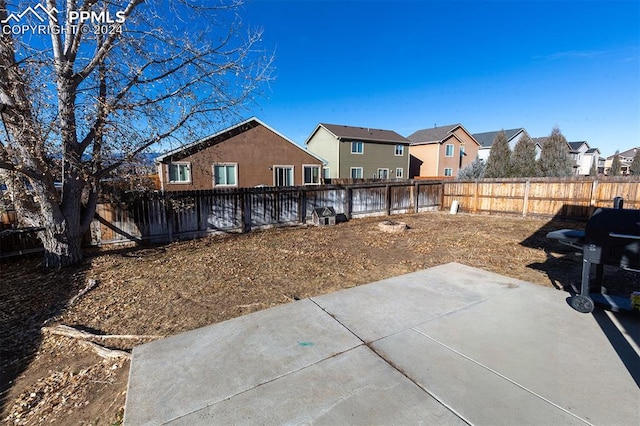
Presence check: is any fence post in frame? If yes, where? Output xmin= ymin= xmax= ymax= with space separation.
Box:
xmin=522 ymin=179 xmax=531 ymax=217
xmin=241 ymin=189 xmax=252 ymax=233
xmin=589 ymin=179 xmax=598 ymax=216
xmin=345 ymin=186 xmax=353 ymax=220
xmin=165 ymin=193 xmax=174 ymax=242
xmin=413 ymin=181 xmax=419 ymax=213
xmin=385 ymin=185 xmax=391 ymax=216
xmin=473 ymin=181 xmax=479 ymax=213
xmin=298 ymin=188 xmax=307 ymax=224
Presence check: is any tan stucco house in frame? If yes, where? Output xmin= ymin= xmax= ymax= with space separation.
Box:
xmin=305 ymin=123 xmax=411 ymax=180
xmin=407 ymin=124 xmax=480 ymax=178
xmin=156 ymin=117 xmax=326 ymax=190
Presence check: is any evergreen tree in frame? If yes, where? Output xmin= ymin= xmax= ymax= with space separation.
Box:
xmin=630 ymin=149 xmax=640 ymax=175
xmin=510 ymin=134 xmax=537 ymax=177
xmin=610 ymin=151 xmax=622 ymax=176
xmin=537 ymin=127 xmax=573 ymax=177
xmin=484 ymin=131 xmax=511 ymax=178
xmin=589 ymin=160 xmax=597 ymax=177
xmin=457 ymin=156 xmax=486 ymax=180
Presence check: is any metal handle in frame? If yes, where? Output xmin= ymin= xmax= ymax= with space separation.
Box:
xmin=608 ymin=232 xmax=640 ymax=240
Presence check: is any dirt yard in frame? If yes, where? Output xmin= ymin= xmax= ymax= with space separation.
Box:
xmin=1 ymin=211 xmax=638 ymax=424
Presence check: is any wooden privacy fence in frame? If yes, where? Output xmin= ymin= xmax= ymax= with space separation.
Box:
xmin=443 ymin=177 xmax=640 ymax=219
xmin=90 ymin=181 xmax=443 ymax=246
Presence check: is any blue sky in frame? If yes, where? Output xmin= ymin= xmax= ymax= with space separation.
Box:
xmin=240 ymin=0 xmax=639 ymax=157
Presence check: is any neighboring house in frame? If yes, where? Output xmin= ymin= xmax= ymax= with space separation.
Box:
xmin=567 ymin=141 xmax=599 ymax=175
xmin=597 ymin=156 xmax=606 ymax=174
xmin=156 ymin=117 xmax=326 ymax=190
xmin=604 ymin=147 xmax=639 ymax=175
xmin=305 ymin=123 xmax=410 ymax=180
xmin=407 ymin=124 xmax=480 ymax=178
xmin=473 ymin=128 xmax=540 ymax=162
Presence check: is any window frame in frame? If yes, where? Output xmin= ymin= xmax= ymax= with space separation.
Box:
xmin=395 ymin=144 xmax=404 ymax=156
xmin=303 ymin=164 xmax=321 ymax=185
xmin=212 ymin=162 xmax=238 ymax=187
xmin=395 ymin=167 xmax=403 ymax=178
xmin=377 ymin=168 xmax=389 ymax=179
xmin=168 ymin=162 xmax=191 ymax=184
xmin=444 ymin=168 xmax=453 ymax=177
xmin=350 ymin=167 xmax=363 ymax=179
xmin=351 ymin=141 xmax=364 ymax=154
xmin=445 ymin=144 xmax=454 ymax=157
xmin=273 ymin=165 xmax=294 ymax=186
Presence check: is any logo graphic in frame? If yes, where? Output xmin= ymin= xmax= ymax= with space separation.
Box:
xmin=1 ymin=4 xmax=58 ymax=24
xmin=2 ymin=3 xmax=124 ymax=36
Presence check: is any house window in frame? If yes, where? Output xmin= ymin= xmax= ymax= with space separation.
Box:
xmin=444 ymin=168 xmax=453 ymax=177
xmin=350 ymin=167 xmax=363 ymax=179
xmin=323 ymin=167 xmax=330 ymax=179
xmin=213 ymin=163 xmax=237 ymax=187
xmin=396 ymin=168 xmax=403 ymax=178
xmin=274 ymin=166 xmax=294 ymax=186
xmin=377 ymin=168 xmax=389 ymax=179
xmin=445 ymin=144 xmax=454 ymax=157
xmin=351 ymin=141 xmax=364 ymax=154
xmin=168 ymin=162 xmax=191 ymax=183
xmin=395 ymin=145 xmax=404 ymax=156
xmin=303 ymin=165 xmax=320 ymax=185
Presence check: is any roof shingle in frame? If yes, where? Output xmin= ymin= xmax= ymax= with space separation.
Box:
xmin=472 ymin=129 xmax=524 ymax=148
xmin=406 ymin=124 xmax=460 ymax=144
xmin=320 ymin=123 xmax=409 ymax=144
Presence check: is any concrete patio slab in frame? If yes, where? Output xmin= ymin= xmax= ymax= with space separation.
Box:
xmin=125 ymin=299 xmax=362 ymax=424
xmin=168 ymin=346 xmax=465 ymax=425
xmin=311 ymin=263 xmax=525 ymax=343
xmin=372 ymin=331 xmax=586 ymax=425
xmin=406 ymin=284 xmax=640 ymax=425
xmin=124 ymin=262 xmax=640 ymax=425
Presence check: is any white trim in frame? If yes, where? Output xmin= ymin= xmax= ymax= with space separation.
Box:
xmin=377 ymin=168 xmax=389 ymax=179
xmin=302 ymin=164 xmax=321 ymax=185
xmin=273 ymin=165 xmax=294 ymax=186
xmin=212 ymin=162 xmax=238 ymax=187
xmin=350 ymin=167 xmax=363 ymax=179
xmin=445 ymin=144 xmax=455 ymax=157
xmin=351 ymin=141 xmax=364 ymax=154
xmin=395 ymin=144 xmax=404 ymax=156
xmin=168 ymin=161 xmax=191 ymax=184
xmin=444 ymin=167 xmax=453 ymax=177
xmin=395 ymin=167 xmax=403 ymax=178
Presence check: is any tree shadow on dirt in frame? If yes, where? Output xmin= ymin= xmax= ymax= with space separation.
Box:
xmin=0 ymin=254 xmax=91 ymax=414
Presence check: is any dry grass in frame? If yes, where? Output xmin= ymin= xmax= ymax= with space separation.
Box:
xmin=1 ymin=211 xmax=637 ymax=424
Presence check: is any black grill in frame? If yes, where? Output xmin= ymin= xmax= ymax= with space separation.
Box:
xmin=583 ymin=208 xmax=640 ymax=270
xmin=547 ymin=207 xmax=640 ymax=313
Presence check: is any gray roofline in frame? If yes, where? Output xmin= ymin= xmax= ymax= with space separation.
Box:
xmin=157 ymin=117 xmax=327 ymax=165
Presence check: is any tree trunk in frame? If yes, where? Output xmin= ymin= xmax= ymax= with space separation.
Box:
xmin=38 ymin=197 xmax=86 ymax=268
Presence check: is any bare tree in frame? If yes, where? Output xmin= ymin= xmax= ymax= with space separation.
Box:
xmin=0 ymin=0 xmax=273 ymax=267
